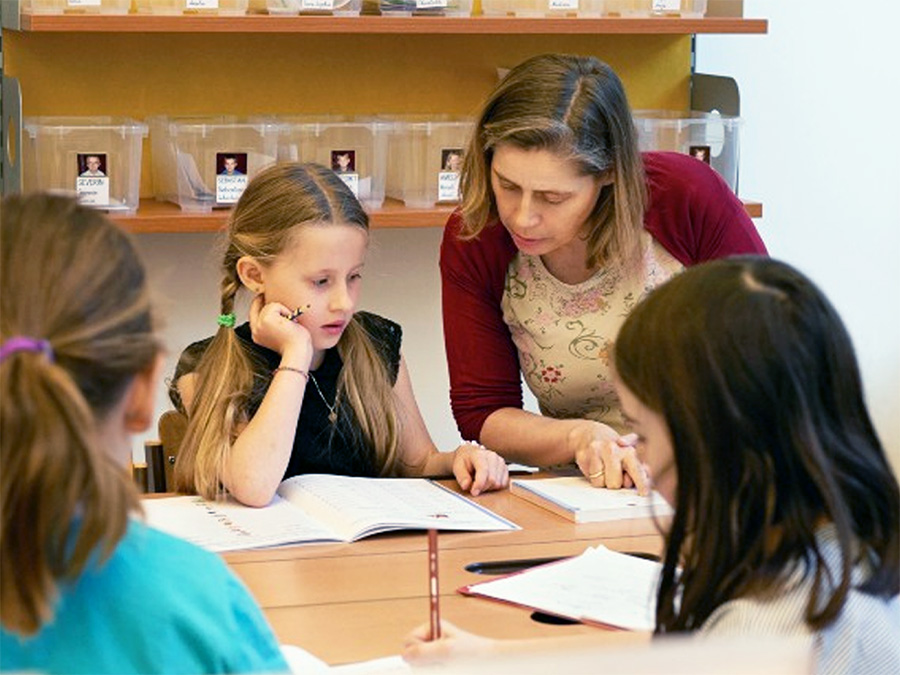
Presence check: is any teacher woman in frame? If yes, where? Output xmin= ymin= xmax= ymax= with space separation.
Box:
xmin=442 ymin=53 xmax=766 ymax=488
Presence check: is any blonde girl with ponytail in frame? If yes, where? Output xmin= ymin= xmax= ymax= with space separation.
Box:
xmin=171 ymin=163 xmax=509 ymax=507
xmin=0 ymin=194 xmax=287 ymax=673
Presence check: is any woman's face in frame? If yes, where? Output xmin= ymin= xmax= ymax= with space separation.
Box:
xmin=490 ymin=144 xmax=607 ymax=260
xmin=615 ymin=378 xmax=677 ymax=504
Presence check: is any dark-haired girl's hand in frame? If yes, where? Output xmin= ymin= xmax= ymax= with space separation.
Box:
xmin=402 ymin=620 xmax=497 ymax=666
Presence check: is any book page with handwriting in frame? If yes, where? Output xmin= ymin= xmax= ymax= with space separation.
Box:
xmin=142 ymin=494 xmax=337 ymax=552
xmin=464 ymin=545 xmax=661 ymax=631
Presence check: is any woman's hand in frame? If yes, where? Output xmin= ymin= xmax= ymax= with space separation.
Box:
xmin=451 ymin=442 xmax=509 ymax=497
xmin=570 ymin=423 xmax=650 ymax=495
xmin=402 ymin=621 xmax=497 ymax=666
xmin=247 ymin=294 xmax=313 ymax=362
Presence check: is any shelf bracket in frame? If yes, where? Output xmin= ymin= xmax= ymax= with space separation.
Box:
xmin=1 ymin=2 xmax=22 ymax=194
xmin=691 ymin=72 xmax=740 ymax=116
xmin=1 ymin=0 xmax=21 ymax=31
xmin=1 ymin=75 xmax=22 ymax=196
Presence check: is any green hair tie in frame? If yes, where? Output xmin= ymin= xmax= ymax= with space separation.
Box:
xmin=217 ymin=313 xmax=236 ymax=328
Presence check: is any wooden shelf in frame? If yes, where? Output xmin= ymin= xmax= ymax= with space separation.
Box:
xmin=115 ymin=197 xmax=762 ymax=234
xmin=116 ymin=198 xmax=456 ymax=233
xmin=16 ymin=14 xmax=768 ymax=34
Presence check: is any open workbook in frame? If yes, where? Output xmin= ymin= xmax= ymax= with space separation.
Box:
xmin=142 ymin=475 xmax=518 ymax=553
xmin=460 ymin=545 xmax=662 ymax=632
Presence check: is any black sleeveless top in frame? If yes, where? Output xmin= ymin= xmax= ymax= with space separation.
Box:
xmin=172 ymin=311 xmax=403 ymax=479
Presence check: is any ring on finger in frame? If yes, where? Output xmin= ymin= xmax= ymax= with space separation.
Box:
xmin=588 ymin=469 xmax=605 ymax=480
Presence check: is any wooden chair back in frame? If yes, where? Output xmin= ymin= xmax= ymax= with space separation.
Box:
xmin=157 ymin=409 xmax=188 ymax=492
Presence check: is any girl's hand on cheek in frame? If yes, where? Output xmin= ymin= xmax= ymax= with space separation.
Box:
xmin=248 ymin=295 xmax=313 ymax=361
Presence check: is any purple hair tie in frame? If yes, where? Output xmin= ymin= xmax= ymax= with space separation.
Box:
xmin=0 ymin=337 xmax=55 ymax=364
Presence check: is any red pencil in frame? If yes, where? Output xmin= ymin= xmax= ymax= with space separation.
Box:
xmin=428 ymin=529 xmax=441 ymax=640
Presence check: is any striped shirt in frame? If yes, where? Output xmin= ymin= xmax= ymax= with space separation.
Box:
xmin=699 ymin=526 xmax=900 ymax=674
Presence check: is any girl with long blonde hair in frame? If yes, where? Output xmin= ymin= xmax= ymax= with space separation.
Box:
xmin=172 ymin=163 xmax=508 ymax=507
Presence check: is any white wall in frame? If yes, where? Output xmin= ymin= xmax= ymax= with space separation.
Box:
xmin=135 ymin=1 xmax=900 ymax=476
xmin=697 ymin=0 xmax=900 ymax=472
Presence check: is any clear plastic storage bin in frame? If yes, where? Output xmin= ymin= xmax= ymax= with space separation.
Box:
xmin=148 ymin=116 xmax=279 ymax=212
xmin=378 ymin=0 xmax=472 ymax=17
xmin=23 ymin=0 xmax=131 ymax=13
xmin=275 ymin=117 xmax=390 ymax=209
xmin=23 ymin=117 xmax=148 ymax=215
xmin=385 ymin=117 xmax=474 ymax=208
xmin=605 ymin=0 xmax=706 ymax=16
xmin=266 ymin=0 xmax=362 ymax=14
xmin=633 ymin=109 xmax=741 ymax=193
xmin=481 ymin=0 xmax=605 ymax=17
xmin=134 ymin=0 xmax=250 ymax=15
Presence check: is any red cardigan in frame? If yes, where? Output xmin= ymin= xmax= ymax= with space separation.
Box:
xmin=441 ymin=151 xmax=768 ymax=441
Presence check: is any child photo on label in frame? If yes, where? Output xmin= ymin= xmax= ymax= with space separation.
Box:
xmin=331 ymin=150 xmax=356 ymax=173
xmin=78 ymin=153 xmax=107 ymax=178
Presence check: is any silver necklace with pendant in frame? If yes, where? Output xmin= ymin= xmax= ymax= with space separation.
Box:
xmin=309 ymin=371 xmax=338 ymax=424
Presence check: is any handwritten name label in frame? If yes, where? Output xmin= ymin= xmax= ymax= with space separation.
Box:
xmin=548 ymin=0 xmax=578 ymax=10
xmin=652 ymin=0 xmax=680 ymax=12
xmin=338 ymin=172 xmax=360 ymax=198
xmin=437 ymin=171 xmax=460 ymax=203
xmin=186 ymin=0 xmax=219 ymax=8
xmin=76 ymin=177 xmax=110 ymax=207
xmin=67 ymin=0 xmax=102 ymax=6
xmin=216 ymin=174 xmax=248 ymax=205
xmin=302 ymin=0 xmax=335 ymax=9
xmin=416 ymin=0 xmax=448 ymax=8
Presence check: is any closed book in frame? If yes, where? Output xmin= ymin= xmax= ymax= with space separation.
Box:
xmin=510 ymin=477 xmax=673 ymax=523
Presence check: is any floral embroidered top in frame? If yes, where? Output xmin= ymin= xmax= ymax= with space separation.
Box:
xmin=501 ymin=233 xmax=683 ymax=433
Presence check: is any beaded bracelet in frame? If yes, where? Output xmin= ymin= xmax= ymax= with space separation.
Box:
xmin=273 ymin=366 xmax=309 ymax=380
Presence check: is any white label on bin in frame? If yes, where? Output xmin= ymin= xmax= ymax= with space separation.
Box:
xmin=549 ymin=0 xmax=578 ymax=10
xmin=652 ymin=0 xmax=680 ymax=11
xmin=185 ymin=0 xmax=219 ymax=8
xmin=68 ymin=0 xmax=101 ymax=6
xmin=339 ymin=172 xmax=360 ymax=198
xmin=416 ymin=0 xmax=448 ymax=8
xmin=438 ymin=171 xmax=461 ymax=203
xmin=216 ymin=174 xmax=248 ymax=205
xmin=76 ymin=177 xmax=110 ymax=208
xmin=302 ymin=0 xmax=335 ymax=8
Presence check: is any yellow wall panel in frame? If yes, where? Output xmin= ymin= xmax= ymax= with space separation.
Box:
xmin=5 ymin=31 xmax=691 ymax=196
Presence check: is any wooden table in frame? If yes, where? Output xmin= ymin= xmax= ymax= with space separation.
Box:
xmin=222 ymin=477 xmax=666 ymax=665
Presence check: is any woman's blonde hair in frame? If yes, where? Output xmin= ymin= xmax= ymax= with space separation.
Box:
xmin=459 ymin=53 xmax=647 ymax=271
xmin=174 ymin=163 xmax=401 ymax=499
xmin=0 ymin=194 xmax=159 ymax=636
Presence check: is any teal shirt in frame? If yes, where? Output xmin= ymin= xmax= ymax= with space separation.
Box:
xmin=1 ymin=519 xmax=288 ymax=674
